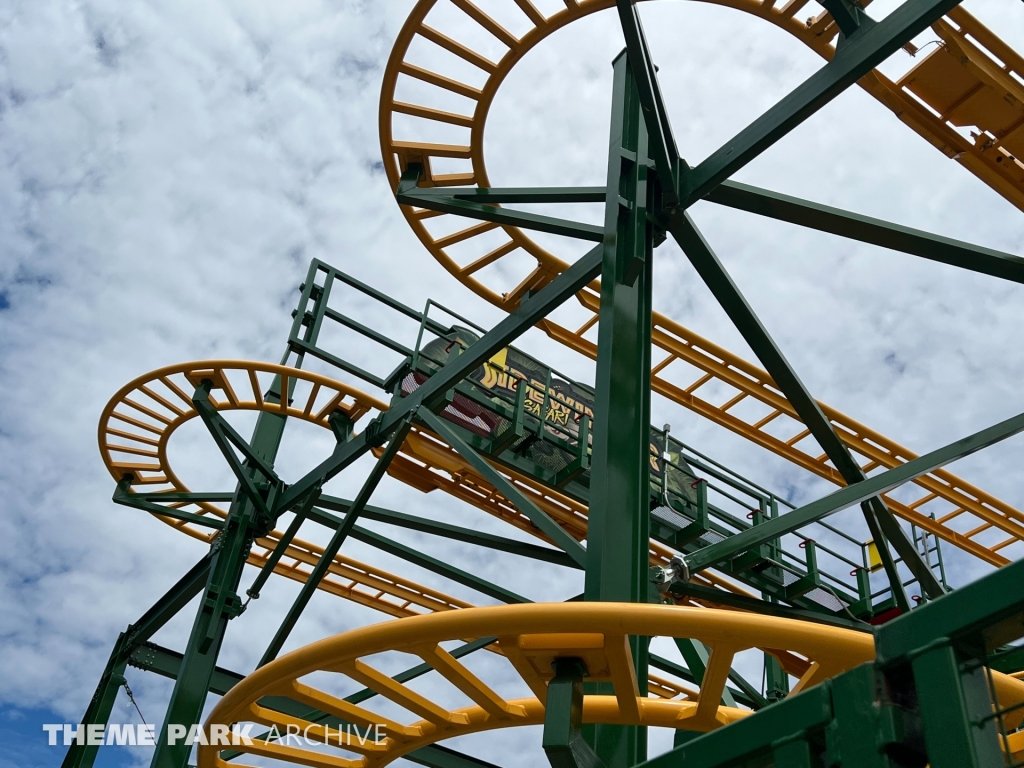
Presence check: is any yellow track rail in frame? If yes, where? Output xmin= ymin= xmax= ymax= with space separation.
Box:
xmin=97 ymin=360 xmax=745 ymax=622
xmin=195 ymin=604 xmax=872 ymax=767
xmin=97 ymin=361 xmax=476 ymax=619
xmin=380 ymin=0 xmax=1024 ymax=568
xmin=197 ymin=603 xmax=1024 ymax=767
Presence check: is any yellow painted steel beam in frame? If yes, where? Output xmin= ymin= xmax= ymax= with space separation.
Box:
xmin=379 ymin=1 xmax=1024 ymax=569
xmin=196 ymin=602 xmax=1024 ymax=767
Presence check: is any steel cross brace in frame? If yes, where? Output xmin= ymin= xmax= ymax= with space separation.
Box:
xmin=62 ymin=556 xmax=213 ymax=768
xmin=684 ymin=407 xmax=1024 ymax=573
xmin=314 ymin=494 xmax=583 ymax=569
xmin=666 ymin=209 xmax=928 ymax=605
xmin=193 ymin=380 xmax=280 ymax=523
xmin=672 ymin=0 xmax=965 ymax=205
xmin=272 ymin=242 xmax=604 ymax=516
xmin=300 ymin=503 xmax=532 ymax=605
xmin=706 ymin=180 xmax=1024 ymax=284
xmin=418 ymin=407 xmax=589 ymax=567
xmin=614 ymin=0 xmax=957 ymax=602
xmin=258 ymin=416 xmax=414 ymax=667
xmin=398 ymin=168 xmax=604 ymax=243
xmin=113 ymin=479 xmax=226 ymax=530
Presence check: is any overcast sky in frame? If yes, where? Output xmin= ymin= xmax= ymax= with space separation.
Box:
xmin=2 ymin=1 xmax=1023 ymax=766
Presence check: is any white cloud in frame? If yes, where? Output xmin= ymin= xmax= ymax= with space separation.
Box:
xmin=1 ymin=0 xmax=1023 ymax=765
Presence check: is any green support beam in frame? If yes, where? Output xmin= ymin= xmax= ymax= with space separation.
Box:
xmin=544 ymin=658 xmax=608 ymax=768
xmin=258 ymin=417 xmax=413 ymax=667
xmin=706 ymin=180 xmax=1024 ymax=285
xmin=113 ymin=481 xmax=226 ymax=530
xmin=61 ymin=635 xmax=129 ymax=768
xmin=667 ymin=582 xmax=869 ymax=632
xmin=410 ymin=186 xmax=607 ymax=204
xmin=666 ymin=208 xmax=938 ymax=601
xmin=677 ymin=0 xmax=964 ymax=206
xmin=614 ymin=0 xmax=679 ymax=202
xmin=648 ymin=654 xmax=765 ymax=710
xmin=684 ymin=408 xmax=1024 ymax=574
xmin=398 ymin=171 xmax=605 ymax=242
xmin=418 ymin=408 xmax=588 ymax=566
xmin=315 ymin=495 xmax=583 ymax=569
xmin=637 ymin=681 xmax=834 ymax=768
xmin=339 ymin=515 xmax=532 ymax=606
xmin=273 ymin=241 xmax=604 ymax=515
xmin=583 ymin=50 xmax=655 ymax=768
xmin=245 ymin=484 xmax=322 ymax=601
xmin=62 ymin=555 xmax=213 ymax=768
xmin=149 ymin=384 xmax=290 ymax=768
xmin=127 ymin=642 xmax=243 ymax=697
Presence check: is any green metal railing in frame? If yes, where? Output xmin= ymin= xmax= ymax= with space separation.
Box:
xmin=285 ymin=259 xmax=946 ymax=625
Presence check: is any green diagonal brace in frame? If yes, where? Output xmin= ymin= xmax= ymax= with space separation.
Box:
xmin=667 ymin=208 xmax=935 ymax=602
xmin=273 ymin=243 xmax=604 ymax=515
xmin=113 ymin=479 xmax=225 ymax=530
xmin=685 ymin=408 xmax=1024 ymax=573
xmin=706 ymin=180 xmax=1024 ymax=285
xmin=678 ymin=0 xmax=963 ymax=206
xmin=258 ymin=417 xmax=414 ymax=666
xmin=416 ymin=186 xmax=606 ymax=204
xmin=398 ymin=170 xmax=604 ymax=243
xmin=418 ymin=408 xmax=588 ymax=567
xmin=615 ymin=0 xmax=679 ymax=201
xmin=315 ymin=495 xmax=582 ymax=569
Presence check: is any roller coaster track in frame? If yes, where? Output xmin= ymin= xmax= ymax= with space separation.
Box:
xmin=98 ymin=360 xmax=746 ymax=624
xmin=379 ymin=0 xmax=1024 ymax=568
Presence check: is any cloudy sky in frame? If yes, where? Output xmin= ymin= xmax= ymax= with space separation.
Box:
xmin=1 ymin=0 xmax=1023 ymax=766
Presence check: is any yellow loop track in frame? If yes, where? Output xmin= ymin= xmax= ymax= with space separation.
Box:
xmin=196 ymin=603 xmax=871 ymax=768
xmin=380 ymin=0 xmax=1024 ymax=568
xmin=196 ymin=602 xmax=1024 ymax=767
xmin=98 ymin=360 xmax=747 ymax=621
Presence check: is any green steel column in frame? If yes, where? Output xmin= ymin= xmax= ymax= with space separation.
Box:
xmin=149 ymin=386 xmax=289 ymax=768
xmin=61 ymin=633 xmax=129 ymax=768
xmin=582 ymin=50 xmax=654 ymax=768
xmin=912 ymin=642 xmax=1004 ymax=768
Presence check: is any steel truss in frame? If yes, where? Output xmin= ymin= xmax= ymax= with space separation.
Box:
xmin=66 ymin=0 xmax=1024 ymax=767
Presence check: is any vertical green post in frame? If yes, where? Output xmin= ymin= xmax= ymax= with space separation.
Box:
xmin=149 ymin=386 xmax=289 ymax=768
xmin=61 ymin=634 xmax=129 ymax=768
xmin=912 ymin=642 xmax=1004 ymax=768
xmin=582 ymin=49 xmax=654 ymax=768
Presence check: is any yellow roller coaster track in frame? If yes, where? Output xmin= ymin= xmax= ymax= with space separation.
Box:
xmin=97 ymin=360 xmax=748 ymax=624
xmin=196 ymin=603 xmax=1024 ymax=768
xmin=380 ymin=0 xmax=1024 ymax=568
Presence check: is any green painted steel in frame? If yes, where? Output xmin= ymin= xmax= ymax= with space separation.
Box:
xmin=258 ymin=417 xmax=414 ymax=667
xmin=398 ymin=171 xmax=605 ymax=242
xmin=72 ymin=1 xmax=1024 ymax=764
xmin=316 ymin=495 xmax=582 ymax=568
xmin=148 ymin=383 xmax=289 ymax=768
xmin=63 ymin=556 xmax=212 ymax=768
xmin=419 ymin=407 xmax=589 ymax=566
xmin=706 ymin=180 xmax=1024 ymax=284
xmin=676 ymin=0 xmax=964 ymax=206
xmin=407 ymin=185 xmax=607 ymax=204
xmin=614 ymin=0 xmax=679 ymax=203
xmin=272 ymin=243 xmax=604 ymax=515
xmin=684 ymin=408 xmax=1024 ymax=574
xmin=128 ymin=642 xmax=244 ymax=697
xmin=582 ymin=51 xmax=655 ymax=768
xmin=61 ymin=635 xmax=129 ymax=768
xmin=544 ymin=658 xmax=608 ymax=768
xmin=666 ymin=207 xmax=936 ymax=601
